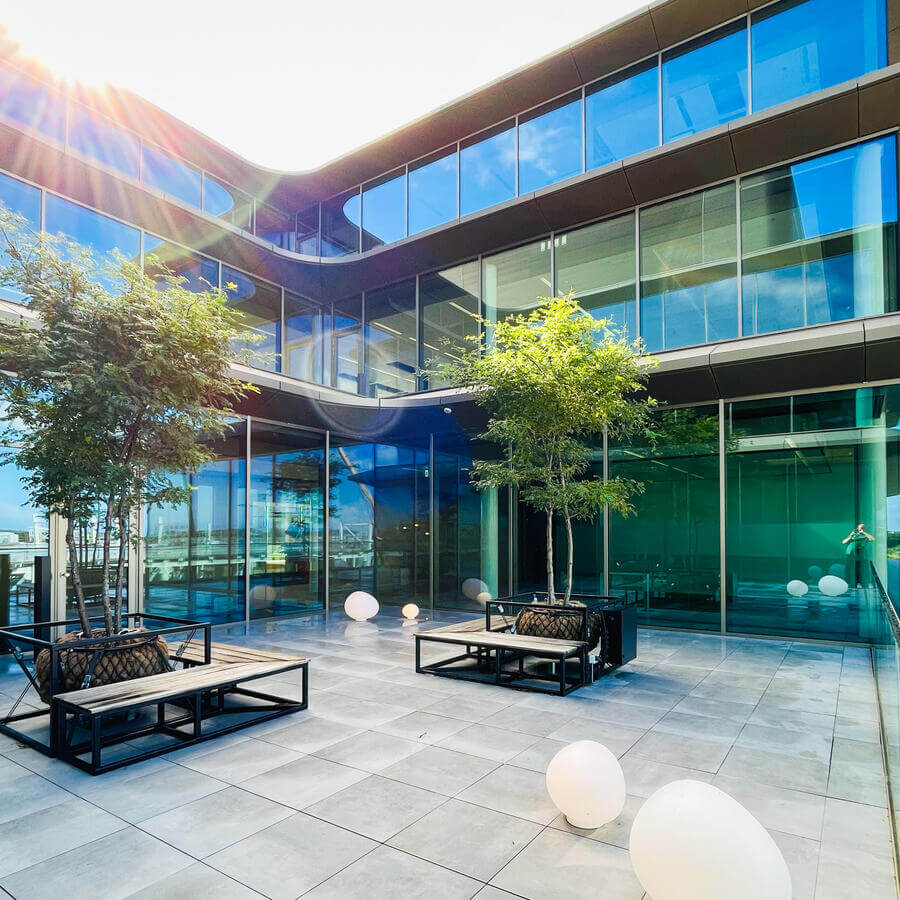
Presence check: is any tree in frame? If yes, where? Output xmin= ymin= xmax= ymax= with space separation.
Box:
xmin=0 ymin=210 xmax=257 ymax=636
xmin=436 ymin=294 xmax=657 ymax=603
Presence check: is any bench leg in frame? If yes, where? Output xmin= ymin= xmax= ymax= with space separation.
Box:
xmin=91 ymin=714 xmax=102 ymax=775
xmin=415 ymin=637 xmax=421 ymax=673
xmin=495 ymin=648 xmax=502 ymax=685
xmin=192 ymin=694 xmax=202 ymax=738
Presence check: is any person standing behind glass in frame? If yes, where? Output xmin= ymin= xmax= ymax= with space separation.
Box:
xmin=843 ymin=524 xmax=875 ymax=588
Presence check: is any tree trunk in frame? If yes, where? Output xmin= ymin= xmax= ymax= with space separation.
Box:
xmin=99 ymin=492 xmax=115 ymax=635
xmin=545 ymin=506 xmax=556 ymax=604
xmin=563 ymin=507 xmax=574 ymax=604
xmin=65 ymin=508 xmax=92 ymax=637
xmin=113 ymin=494 xmax=128 ymax=633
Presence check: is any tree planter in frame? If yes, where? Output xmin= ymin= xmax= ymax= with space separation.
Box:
xmin=34 ymin=628 xmax=170 ymax=703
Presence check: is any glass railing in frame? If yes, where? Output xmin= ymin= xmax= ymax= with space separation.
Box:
xmin=870 ymin=563 xmax=900 ymax=878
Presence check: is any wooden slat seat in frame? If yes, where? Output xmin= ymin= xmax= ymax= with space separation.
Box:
xmin=166 ymin=638 xmax=302 ymax=667
xmin=425 ymin=615 xmax=514 ymax=635
xmin=419 ymin=629 xmax=584 ymax=658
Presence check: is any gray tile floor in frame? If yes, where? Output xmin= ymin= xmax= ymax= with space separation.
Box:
xmin=0 ymin=613 xmax=896 ymax=899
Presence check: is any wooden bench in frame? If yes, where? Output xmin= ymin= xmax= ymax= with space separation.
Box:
xmin=166 ymin=638 xmax=300 ymax=667
xmin=415 ymin=622 xmax=588 ymax=695
xmin=54 ymin=657 xmax=308 ymax=775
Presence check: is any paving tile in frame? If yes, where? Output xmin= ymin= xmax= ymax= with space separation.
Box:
xmin=508 ymin=738 xmax=568 ymax=773
xmin=717 ymin=745 xmax=830 ymax=795
xmin=206 ymin=812 xmax=375 ymax=899
xmin=314 ymin=730 xmax=422 ymax=773
xmin=547 ymin=718 xmax=645 ymax=756
xmin=670 ymin=694 xmax=757 ymax=723
xmin=311 ymin=693 xmax=411 ymax=728
xmin=374 ymin=710 xmax=468 ymax=744
xmin=1 ymin=826 xmax=192 ymax=900
xmin=619 ymin=753 xmax=715 ymax=798
xmin=125 ymin=862 xmax=265 ymax=898
xmin=177 ymin=737 xmax=303 ymax=783
xmin=735 ymin=722 xmax=833 ymax=764
xmin=821 ymin=797 xmax=893 ymax=860
xmin=491 ymin=827 xmax=644 ymax=899
xmin=389 ymin=798 xmax=541 ymax=882
xmin=549 ymin=794 xmax=644 ymax=849
xmin=382 ymin=745 xmax=499 ymax=795
xmin=651 ymin=710 xmax=744 ymax=744
xmin=815 ymin=841 xmax=897 ymax=899
xmin=304 ymin=774 xmax=446 ymax=841
xmin=438 ymin=723 xmax=539 ymax=763
xmin=240 ymin=755 xmax=368 ymax=809
xmin=457 ymin=764 xmax=559 ymax=824
xmin=0 ymin=771 xmax=71 ymax=825
xmin=261 ymin=715 xmax=363 ymax=753
xmin=770 ymin=829 xmax=820 ymax=900
xmin=480 ymin=705 xmax=573 ymax=737
xmin=629 ymin=730 xmax=731 ymax=773
xmin=424 ymin=695 xmax=513 ymax=723
xmin=139 ymin=786 xmax=295 ymax=858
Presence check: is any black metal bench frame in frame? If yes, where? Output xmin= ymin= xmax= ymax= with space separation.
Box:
xmin=54 ymin=659 xmax=308 ymax=775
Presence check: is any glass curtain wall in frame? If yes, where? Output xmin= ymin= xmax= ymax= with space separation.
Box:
xmin=555 ymin=213 xmax=636 ymax=336
xmin=609 ymin=406 xmax=721 ymax=630
xmin=517 ymin=93 xmax=583 ymax=194
xmin=741 ymin=136 xmax=898 ymax=335
xmin=0 ymin=171 xmax=41 ymax=304
xmin=460 ymin=123 xmax=516 ymax=217
xmin=222 ymin=267 xmax=282 ymax=373
xmin=365 ymin=280 xmax=417 ymax=397
xmin=144 ymin=420 xmax=247 ymax=624
xmin=331 ymin=295 xmax=363 ymax=393
xmin=249 ymin=423 xmax=324 ymax=618
xmin=362 ymin=171 xmax=405 ymax=250
xmin=640 ymin=183 xmax=738 ymax=352
xmin=409 ymin=149 xmax=458 ymax=235
xmin=482 ymin=239 xmax=552 ymax=326
xmin=284 ymin=292 xmax=324 ymax=384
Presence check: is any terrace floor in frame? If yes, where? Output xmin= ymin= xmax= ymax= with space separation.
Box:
xmin=0 ymin=612 xmax=896 ymax=899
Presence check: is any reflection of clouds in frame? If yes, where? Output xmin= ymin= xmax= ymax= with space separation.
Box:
xmin=462 ymin=131 xmax=516 ymax=191
xmin=518 ymin=124 xmax=571 ymax=180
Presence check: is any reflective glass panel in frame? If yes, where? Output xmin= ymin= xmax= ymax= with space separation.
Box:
xmin=482 ymin=239 xmax=552 ymax=325
xmin=460 ymin=123 xmax=516 ymax=217
xmin=285 ymin=292 xmax=323 ymax=384
xmin=331 ymin=294 xmax=362 ymax=392
xmin=255 ymin=203 xmax=295 ymax=250
xmin=44 ymin=194 xmax=141 ymax=288
xmin=321 ymin=190 xmax=360 ymax=256
xmin=296 ymin=205 xmax=319 ymax=255
xmin=586 ymin=60 xmax=660 ymax=169
xmin=249 ymin=422 xmax=324 ymax=618
xmin=362 ymin=171 xmax=405 ymax=250
xmin=408 ymin=149 xmax=458 ymax=235
xmin=0 ymin=64 xmax=65 ymax=141
xmin=518 ymin=94 xmax=583 ymax=194
xmin=640 ymin=183 xmax=738 ymax=351
xmin=141 ymin=145 xmax=201 ymax=207
xmin=0 ymin=172 xmax=41 ymax=304
xmin=752 ymin=0 xmax=886 ymax=112
xmin=143 ymin=235 xmax=218 ymax=292
xmin=420 ymin=261 xmax=480 ymax=389
xmin=67 ymin=107 xmax=141 ymax=179
xmin=662 ymin=21 xmax=748 ymax=143
xmin=555 ymin=213 xmax=636 ymax=336
xmin=365 ymin=279 xmax=417 ymax=397
xmin=144 ymin=420 xmax=247 ymax=624
xmin=609 ymin=406 xmax=721 ymax=630
xmin=741 ymin=136 xmax=897 ymax=335
xmin=726 ymin=385 xmax=900 ymax=641
xmin=203 ymin=176 xmax=253 ymax=230
xmin=222 ymin=266 xmax=281 ymax=372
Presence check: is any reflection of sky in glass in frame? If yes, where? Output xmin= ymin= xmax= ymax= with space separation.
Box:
xmin=362 ymin=174 xmax=405 ymax=248
xmin=409 ymin=152 xmax=457 ymax=235
xmin=0 ymin=461 xmax=42 ymax=532
xmin=0 ymin=65 xmax=65 ymax=142
xmin=751 ymin=0 xmax=886 ymax=112
xmin=663 ymin=25 xmax=748 ymax=142
xmin=144 ymin=235 xmax=219 ymax=292
xmin=67 ymin=108 xmax=141 ymax=179
xmin=202 ymin=177 xmax=236 ymax=217
xmin=0 ymin=172 xmax=41 ymax=304
xmin=518 ymin=98 xmax=583 ymax=193
xmin=460 ymin=127 xmax=516 ymax=216
xmin=141 ymin=145 xmax=202 ymax=208
xmin=587 ymin=65 xmax=659 ymax=169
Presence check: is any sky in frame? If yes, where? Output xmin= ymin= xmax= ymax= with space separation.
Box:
xmin=2 ymin=0 xmax=647 ymax=172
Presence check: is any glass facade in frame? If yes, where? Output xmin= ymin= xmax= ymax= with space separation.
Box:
xmin=362 ymin=171 xmax=405 ymax=250
xmin=365 ymin=279 xmax=417 ymax=397
xmin=67 ymin=108 xmax=141 ymax=179
xmin=518 ymin=94 xmax=583 ymax=194
xmin=408 ymin=149 xmax=458 ymax=235
xmin=483 ymin=239 xmax=552 ymax=325
xmin=460 ymin=123 xmax=516 ymax=217
xmin=555 ymin=213 xmax=636 ymax=336
xmin=143 ymin=235 xmax=219 ymax=292
xmin=285 ymin=292 xmax=324 ymax=384
xmin=640 ymin=183 xmax=738 ymax=352
xmin=203 ymin=176 xmax=253 ymax=231
xmin=741 ymin=136 xmax=898 ymax=335
xmin=321 ymin=190 xmax=361 ymax=257
xmin=222 ymin=266 xmax=282 ymax=373
xmin=331 ymin=295 xmax=363 ymax=392
xmin=140 ymin=145 xmax=202 ymax=208
xmin=0 ymin=172 xmax=41 ymax=303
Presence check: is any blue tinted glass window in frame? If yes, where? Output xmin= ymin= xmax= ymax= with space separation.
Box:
xmin=741 ymin=136 xmax=897 ymax=335
xmin=44 ymin=194 xmax=141 ymax=288
xmin=518 ymin=94 xmax=583 ymax=193
xmin=408 ymin=150 xmax=457 ymax=235
xmin=0 ymin=172 xmax=41 ymax=303
xmin=365 ymin=279 xmax=417 ymax=397
xmin=331 ymin=295 xmax=362 ymax=391
xmin=285 ymin=292 xmax=323 ymax=384
xmin=321 ymin=191 xmax=360 ymax=257
xmin=362 ymin=171 xmax=405 ymax=250
xmin=203 ymin=176 xmax=253 ymax=230
xmin=662 ymin=22 xmax=748 ymax=143
xmin=143 ymin=235 xmax=218 ymax=293
xmin=640 ymin=183 xmax=738 ymax=351
xmin=222 ymin=266 xmax=281 ymax=372
xmin=0 ymin=65 xmax=65 ymax=142
xmin=141 ymin=145 xmax=201 ymax=208
xmin=460 ymin=124 xmax=515 ymax=217
xmin=296 ymin=206 xmax=319 ymax=255
xmin=752 ymin=0 xmax=886 ymax=112
xmin=67 ymin=108 xmax=141 ymax=179
xmin=586 ymin=61 xmax=659 ymax=169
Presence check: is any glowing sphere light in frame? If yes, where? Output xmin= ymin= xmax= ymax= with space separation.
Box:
xmin=545 ymin=741 xmax=625 ymax=829
xmin=344 ymin=591 xmax=379 ymax=621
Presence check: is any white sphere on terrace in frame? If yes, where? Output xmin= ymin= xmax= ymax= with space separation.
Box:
xmin=818 ymin=575 xmax=849 ymax=597
xmin=629 ymin=780 xmax=791 ymax=900
xmin=476 ymin=591 xmax=494 ymax=604
xmin=545 ymin=740 xmax=625 ymax=829
xmin=401 ymin=603 xmax=419 ymax=620
xmin=344 ymin=590 xmax=379 ymax=621
xmin=786 ymin=580 xmax=808 ymax=598
xmin=462 ymin=578 xmax=489 ymax=601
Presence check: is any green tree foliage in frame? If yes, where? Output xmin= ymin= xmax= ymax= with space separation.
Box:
xmin=436 ymin=295 xmax=657 ymax=602
xmin=0 ymin=211 xmax=257 ymax=635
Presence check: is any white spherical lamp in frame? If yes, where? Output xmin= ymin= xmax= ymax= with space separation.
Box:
xmin=786 ymin=580 xmax=808 ymax=598
xmin=630 ymin=780 xmax=791 ymax=900
xmin=462 ymin=578 xmax=489 ymax=601
xmin=545 ymin=740 xmax=625 ymax=829
xmin=344 ymin=590 xmax=378 ymax=621
xmin=475 ymin=591 xmax=493 ymax=604
xmin=818 ymin=575 xmax=848 ymax=597
xmin=402 ymin=603 xmax=419 ymax=620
